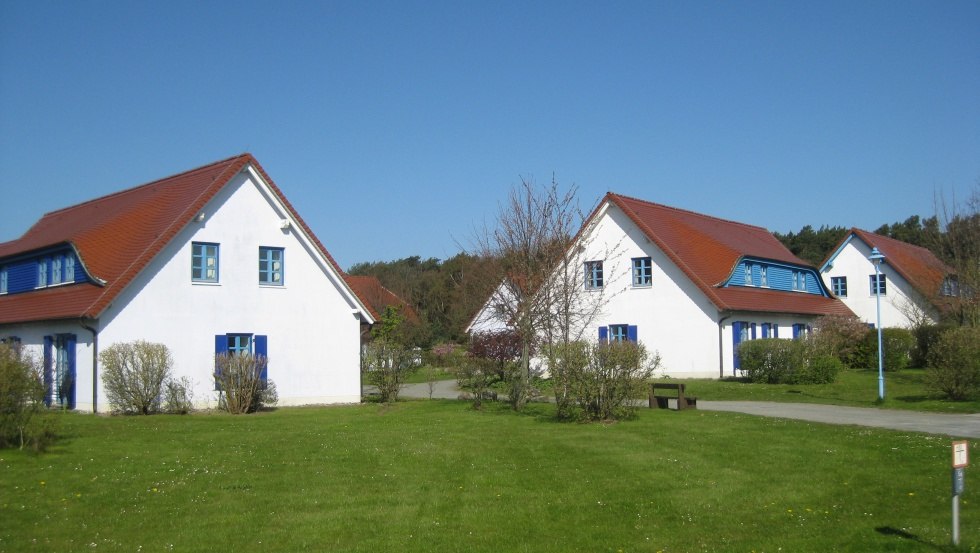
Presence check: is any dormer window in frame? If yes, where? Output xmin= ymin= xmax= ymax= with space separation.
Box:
xmin=37 ymin=258 xmax=48 ymax=287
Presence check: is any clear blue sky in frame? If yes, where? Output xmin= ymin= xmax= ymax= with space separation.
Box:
xmin=2 ymin=1 xmax=977 ymax=269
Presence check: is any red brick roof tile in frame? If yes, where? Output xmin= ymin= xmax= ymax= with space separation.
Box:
xmin=836 ymin=228 xmax=952 ymax=311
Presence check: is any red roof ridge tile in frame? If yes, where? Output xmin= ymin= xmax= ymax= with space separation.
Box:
xmin=607 ymin=192 xmax=775 ymax=234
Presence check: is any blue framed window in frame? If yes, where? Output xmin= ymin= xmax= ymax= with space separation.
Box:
xmin=632 ymin=257 xmax=652 ymax=287
xmin=585 ymin=261 xmax=603 ymax=290
xmin=744 ymin=264 xmax=752 ymax=285
xmin=869 ymin=274 xmax=886 ymax=295
xmin=941 ymin=276 xmax=959 ymax=297
xmin=792 ymin=271 xmax=807 ymax=291
xmin=831 ymin=276 xmax=847 ymax=297
xmin=43 ymin=334 xmax=76 ymax=409
xmin=64 ymin=255 xmax=75 ymax=282
xmin=759 ymin=266 xmax=767 ymax=287
xmin=0 ymin=266 xmax=6 ymax=294
xmin=192 ymin=242 xmax=219 ymax=282
xmin=51 ymin=256 xmax=62 ymax=285
xmin=37 ymin=258 xmax=48 ymax=287
xmin=259 ymin=247 xmax=284 ymax=285
xmin=600 ymin=324 xmax=637 ymax=343
xmin=792 ymin=324 xmax=810 ymax=339
xmin=228 ymin=334 xmax=252 ymax=356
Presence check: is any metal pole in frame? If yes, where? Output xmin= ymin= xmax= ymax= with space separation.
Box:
xmin=953 ymin=494 xmax=960 ymax=546
xmin=875 ymin=262 xmax=884 ymax=400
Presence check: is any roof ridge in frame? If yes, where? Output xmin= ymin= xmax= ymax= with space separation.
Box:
xmin=608 ymin=192 xmax=773 ymax=232
xmin=851 ymin=227 xmax=938 ymax=256
xmin=39 ymin=153 xmax=252 ymax=218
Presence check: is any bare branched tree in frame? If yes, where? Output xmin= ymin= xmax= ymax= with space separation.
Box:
xmin=471 ymin=177 xmax=584 ymax=410
xmin=471 ymin=178 xmax=623 ymax=412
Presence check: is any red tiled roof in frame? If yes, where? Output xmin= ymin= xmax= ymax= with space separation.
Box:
xmin=836 ymin=228 xmax=952 ymax=310
xmin=601 ymin=193 xmax=851 ymax=316
xmin=0 ymin=154 xmax=354 ymax=324
xmin=343 ymin=275 xmax=420 ymax=324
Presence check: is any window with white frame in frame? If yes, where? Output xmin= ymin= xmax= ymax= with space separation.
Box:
xmin=0 ymin=266 xmax=6 ymax=294
xmin=632 ymin=257 xmax=652 ymax=287
xmin=259 ymin=247 xmax=284 ymax=285
xmin=759 ymin=266 xmax=767 ymax=287
xmin=192 ymin=242 xmax=219 ymax=283
xmin=584 ymin=260 xmax=603 ymax=290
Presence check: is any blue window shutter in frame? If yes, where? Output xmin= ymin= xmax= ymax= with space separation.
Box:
xmin=732 ymin=322 xmax=742 ymax=371
xmin=750 ymin=323 xmax=757 ymax=340
xmin=761 ymin=323 xmax=769 ymax=339
xmin=43 ymin=336 xmax=53 ymax=407
xmin=214 ymin=334 xmax=228 ymax=390
xmin=598 ymin=326 xmax=608 ymax=343
xmin=254 ymin=335 xmax=268 ymax=382
xmin=66 ymin=334 xmax=77 ymax=409
xmin=792 ymin=324 xmax=800 ymax=339
xmin=627 ymin=325 xmax=638 ymax=343
xmin=773 ymin=324 xmax=779 ymax=338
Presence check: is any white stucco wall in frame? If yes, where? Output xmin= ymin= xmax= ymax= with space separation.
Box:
xmin=561 ymin=205 xmax=721 ymax=378
xmin=820 ymin=238 xmax=937 ymax=328
xmin=2 ymin=167 xmax=367 ymax=413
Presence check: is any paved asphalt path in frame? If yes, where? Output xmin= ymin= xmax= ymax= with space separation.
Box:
xmin=390 ymin=381 xmax=980 ymax=438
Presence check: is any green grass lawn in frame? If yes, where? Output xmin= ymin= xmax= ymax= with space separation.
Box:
xmin=662 ymin=368 xmax=980 ymax=414
xmin=1 ymin=401 xmax=975 ymax=552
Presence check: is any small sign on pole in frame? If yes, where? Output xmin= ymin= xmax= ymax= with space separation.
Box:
xmin=951 ymin=441 xmax=969 ymax=546
xmin=953 ymin=440 xmax=969 ymax=468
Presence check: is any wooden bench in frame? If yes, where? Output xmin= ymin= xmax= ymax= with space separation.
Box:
xmin=649 ymin=383 xmax=697 ymax=410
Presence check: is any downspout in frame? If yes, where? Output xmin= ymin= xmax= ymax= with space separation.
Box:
xmin=717 ymin=313 xmax=731 ymax=379
xmin=80 ymin=321 xmax=99 ymax=414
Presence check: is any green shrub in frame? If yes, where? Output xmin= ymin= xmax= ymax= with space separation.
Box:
xmin=739 ymin=339 xmax=840 ymax=385
xmin=925 ymin=327 xmax=980 ymax=400
xmin=810 ymin=314 xmax=871 ymax=368
xmin=911 ymin=324 xmax=953 ymax=369
xmin=0 ymin=344 xmax=55 ymax=451
xmin=361 ymin=338 xmax=417 ymax=403
xmin=859 ymin=328 xmax=915 ymax=371
xmin=101 ymin=341 xmax=173 ymax=414
xmin=564 ymin=341 xmax=658 ymax=421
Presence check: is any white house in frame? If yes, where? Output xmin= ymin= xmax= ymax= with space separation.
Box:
xmin=819 ymin=228 xmax=954 ymax=328
xmin=0 ymin=154 xmax=375 ymax=412
xmin=469 ymin=193 xmax=853 ymax=378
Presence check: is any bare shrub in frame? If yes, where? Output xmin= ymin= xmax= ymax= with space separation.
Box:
xmin=0 ymin=344 xmax=54 ymax=450
xmin=163 ymin=376 xmax=194 ymax=414
xmin=101 ymin=341 xmax=172 ymax=415
xmin=214 ymin=352 xmax=276 ymax=414
xmin=361 ymin=338 xmax=417 ymax=403
xmin=455 ymin=354 xmax=500 ymax=409
xmin=564 ymin=341 xmax=658 ymax=421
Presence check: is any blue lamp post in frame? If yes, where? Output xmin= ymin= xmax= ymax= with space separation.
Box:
xmin=869 ymin=247 xmax=886 ymax=400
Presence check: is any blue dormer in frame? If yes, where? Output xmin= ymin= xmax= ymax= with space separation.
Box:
xmin=724 ymin=258 xmax=827 ymax=296
xmin=0 ymin=247 xmax=89 ymax=295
